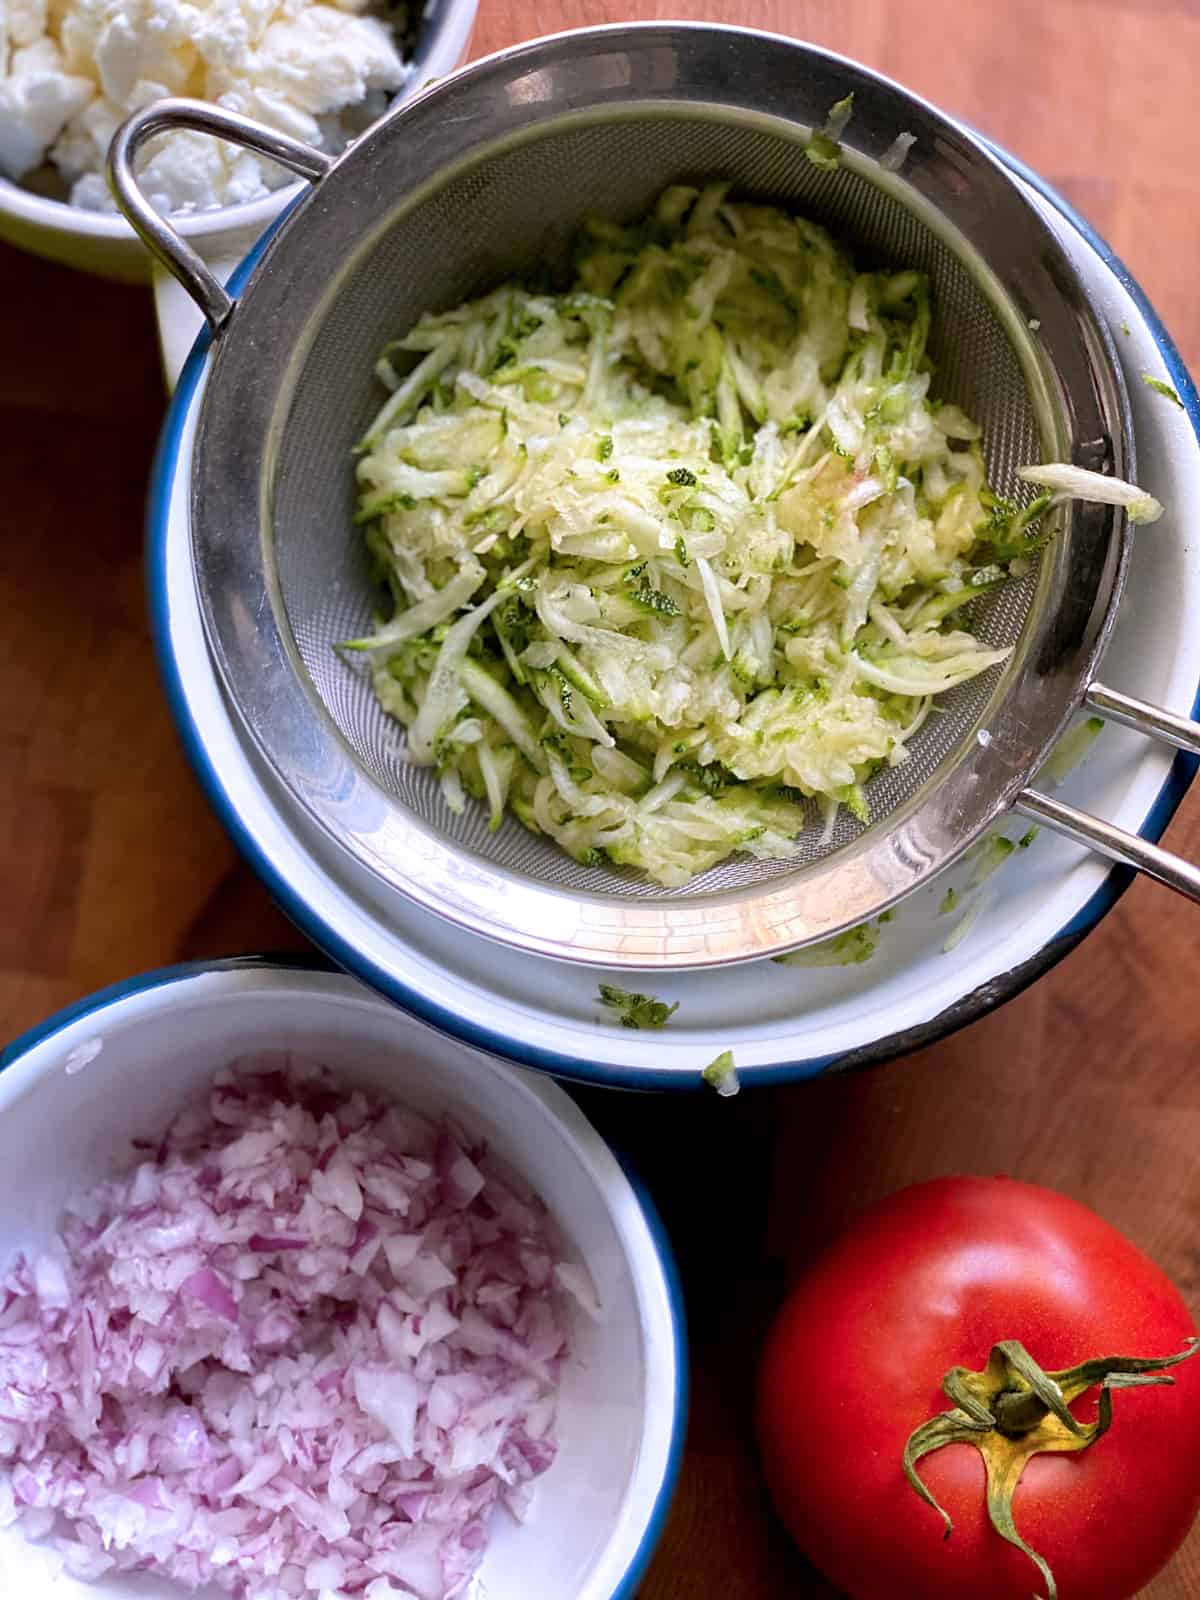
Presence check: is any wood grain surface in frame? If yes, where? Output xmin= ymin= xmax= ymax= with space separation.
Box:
xmin=3 ymin=1 xmax=1200 ymax=1594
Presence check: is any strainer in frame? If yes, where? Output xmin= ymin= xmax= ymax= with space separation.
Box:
xmin=111 ymin=23 xmax=1200 ymax=970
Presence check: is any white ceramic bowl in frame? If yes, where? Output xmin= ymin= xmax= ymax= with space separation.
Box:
xmin=0 ymin=0 xmax=477 ymax=382
xmin=0 ymin=960 xmax=686 ymax=1598
xmin=146 ymin=152 xmax=1200 ymax=1087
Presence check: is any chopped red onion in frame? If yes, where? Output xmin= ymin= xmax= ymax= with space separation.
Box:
xmin=0 ymin=1060 xmax=586 ymax=1599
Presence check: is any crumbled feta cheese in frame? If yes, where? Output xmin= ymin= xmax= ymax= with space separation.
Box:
xmin=57 ymin=0 xmax=107 ymax=79
xmin=1 ymin=0 xmax=409 ymax=208
xmin=91 ymin=2 xmax=200 ymax=104
xmin=254 ymin=7 xmax=404 ymax=114
xmin=10 ymin=0 xmax=51 ymax=48
xmin=139 ymin=125 xmax=243 ymax=212
xmin=67 ymin=169 xmax=106 ymax=203
xmin=51 ymin=88 xmax=121 ymax=178
xmin=0 ymin=37 xmax=94 ymax=178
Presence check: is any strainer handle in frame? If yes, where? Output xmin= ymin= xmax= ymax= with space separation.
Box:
xmin=107 ymin=99 xmax=333 ymax=335
xmin=1015 ymin=681 xmax=1200 ymax=906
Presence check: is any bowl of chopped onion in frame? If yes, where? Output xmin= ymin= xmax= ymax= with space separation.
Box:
xmin=0 ymin=958 xmax=685 ymax=1600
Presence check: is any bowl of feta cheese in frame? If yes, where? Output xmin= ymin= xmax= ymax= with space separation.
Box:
xmin=0 ymin=0 xmax=476 ymax=371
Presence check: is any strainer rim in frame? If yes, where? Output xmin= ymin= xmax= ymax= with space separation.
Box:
xmin=187 ymin=22 xmax=1130 ymax=968
xmin=146 ymin=138 xmax=1199 ymax=1082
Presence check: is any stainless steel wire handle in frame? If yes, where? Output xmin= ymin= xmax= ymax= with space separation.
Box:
xmin=107 ymin=99 xmax=333 ymax=335
xmin=1016 ymin=682 xmax=1200 ymax=903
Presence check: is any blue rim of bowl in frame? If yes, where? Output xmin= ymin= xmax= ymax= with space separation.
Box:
xmin=143 ymin=147 xmax=1200 ymax=1091
xmin=0 ymin=954 xmax=690 ymax=1600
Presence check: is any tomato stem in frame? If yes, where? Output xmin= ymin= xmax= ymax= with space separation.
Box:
xmin=903 ymin=1337 xmax=1199 ymax=1599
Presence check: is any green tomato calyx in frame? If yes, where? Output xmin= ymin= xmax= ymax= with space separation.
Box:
xmin=902 ymin=1336 xmax=1200 ymax=1599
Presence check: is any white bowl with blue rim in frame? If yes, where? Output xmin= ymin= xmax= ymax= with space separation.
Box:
xmin=145 ymin=150 xmax=1200 ymax=1089
xmin=0 ymin=960 xmax=686 ymax=1597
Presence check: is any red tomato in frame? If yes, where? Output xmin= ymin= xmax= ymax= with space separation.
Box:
xmin=756 ymin=1177 xmax=1200 ymax=1599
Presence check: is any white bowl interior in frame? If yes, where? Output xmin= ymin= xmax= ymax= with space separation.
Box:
xmin=0 ymin=967 xmax=679 ymax=1599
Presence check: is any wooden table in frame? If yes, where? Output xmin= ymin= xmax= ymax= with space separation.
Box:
xmin=4 ymin=1 xmax=1200 ymax=1593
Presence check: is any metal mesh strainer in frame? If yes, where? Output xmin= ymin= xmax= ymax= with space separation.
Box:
xmin=277 ymin=111 xmax=1044 ymax=898
xmin=111 ymin=24 xmax=1200 ymax=968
